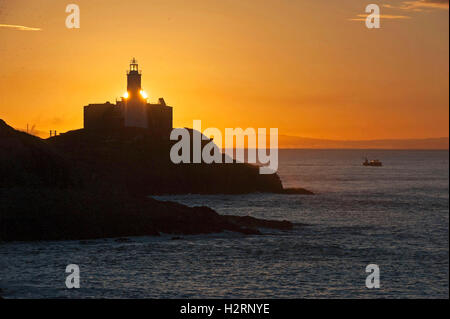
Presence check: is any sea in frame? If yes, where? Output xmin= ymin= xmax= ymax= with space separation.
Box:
xmin=0 ymin=150 xmax=448 ymax=298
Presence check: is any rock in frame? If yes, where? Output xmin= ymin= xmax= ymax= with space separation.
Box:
xmin=0 ymin=119 xmax=312 ymax=195
xmin=280 ymin=187 xmax=314 ymax=195
xmin=46 ymin=127 xmax=284 ymax=195
xmin=0 ymin=120 xmax=73 ymax=188
xmin=0 ymin=188 xmax=291 ymax=242
xmin=0 ymin=119 xmax=303 ymax=242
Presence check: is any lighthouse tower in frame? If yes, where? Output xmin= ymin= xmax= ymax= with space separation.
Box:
xmin=124 ymin=58 xmax=148 ymax=128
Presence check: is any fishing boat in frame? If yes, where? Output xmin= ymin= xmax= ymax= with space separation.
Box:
xmin=363 ymin=158 xmax=382 ymax=167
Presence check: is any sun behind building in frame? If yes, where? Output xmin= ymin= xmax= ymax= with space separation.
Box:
xmin=83 ymin=58 xmax=173 ymax=136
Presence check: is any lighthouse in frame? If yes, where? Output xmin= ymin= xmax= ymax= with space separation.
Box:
xmin=83 ymin=59 xmax=173 ymax=136
xmin=123 ymin=58 xmax=148 ymax=128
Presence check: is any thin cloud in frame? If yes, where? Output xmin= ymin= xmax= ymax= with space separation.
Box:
xmin=384 ymin=0 xmax=449 ymax=11
xmin=0 ymin=24 xmax=41 ymax=31
xmin=350 ymin=1 xmax=447 ymax=22
xmin=349 ymin=14 xmax=411 ymax=21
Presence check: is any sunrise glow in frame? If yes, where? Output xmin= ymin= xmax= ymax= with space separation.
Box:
xmin=140 ymin=90 xmax=148 ymax=99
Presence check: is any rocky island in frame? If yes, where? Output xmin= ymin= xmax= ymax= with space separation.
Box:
xmin=0 ymin=119 xmax=311 ymax=242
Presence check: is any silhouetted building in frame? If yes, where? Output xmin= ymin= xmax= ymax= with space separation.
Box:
xmin=84 ymin=58 xmax=173 ymax=135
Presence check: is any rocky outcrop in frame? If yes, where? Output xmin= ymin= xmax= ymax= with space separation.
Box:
xmin=280 ymin=187 xmax=314 ymax=195
xmin=0 ymin=120 xmax=72 ymax=188
xmin=0 ymin=188 xmax=294 ymax=241
xmin=0 ymin=119 xmax=308 ymax=242
xmin=1 ymin=119 xmax=312 ymax=195
xmin=46 ymin=127 xmax=286 ymax=195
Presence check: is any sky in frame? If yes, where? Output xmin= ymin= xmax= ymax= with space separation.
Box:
xmin=0 ymin=0 xmax=448 ymax=140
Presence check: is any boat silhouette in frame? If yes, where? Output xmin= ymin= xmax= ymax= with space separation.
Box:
xmin=363 ymin=157 xmax=383 ymax=167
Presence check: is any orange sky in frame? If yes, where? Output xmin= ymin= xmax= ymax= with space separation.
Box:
xmin=0 ymin=0 xmax=448 ymax=140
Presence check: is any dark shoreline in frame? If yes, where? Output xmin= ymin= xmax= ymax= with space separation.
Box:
xmin=1 ymin=119 xmax=312 ymax=242
xmin=0 ymin=188 xmax=297 ymax=242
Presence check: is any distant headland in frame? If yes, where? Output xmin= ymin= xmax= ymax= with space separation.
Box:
xmin=278 ymin=135 xmax=449 ymax=150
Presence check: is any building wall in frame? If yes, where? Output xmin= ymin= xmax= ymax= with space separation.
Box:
xmin=84 ymin=103 xmax=124 ymax=130
xmin=84 ymin=101 xmax=172 ymax=137
xmin=124 ymin=99 xmax=148 ymax=129
xmin=147 ymin=104 xmax=173 ymax=136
